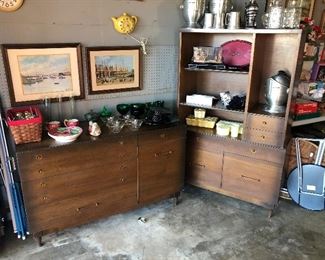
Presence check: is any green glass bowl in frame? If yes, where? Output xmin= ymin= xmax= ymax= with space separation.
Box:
xmin=116 ymin=104 xmax=131 ymax=116
xmin=130 ymin=103 xmax=145 ymax=118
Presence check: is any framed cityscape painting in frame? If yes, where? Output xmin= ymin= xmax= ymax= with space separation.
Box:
xmin=1 ymin=43 xmax=84 ymax=106
xmin=86 ymin=46 xmax=141 ymax=94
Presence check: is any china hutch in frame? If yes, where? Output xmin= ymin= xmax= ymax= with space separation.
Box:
xmin=177 ymin=29 xmax=304 ymax=214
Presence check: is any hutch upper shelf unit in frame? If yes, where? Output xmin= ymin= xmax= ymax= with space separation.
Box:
xmin=178 ymin=28 xmax=304 ymax=212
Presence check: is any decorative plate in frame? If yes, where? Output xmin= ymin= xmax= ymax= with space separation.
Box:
xmin=48 ymin=126 xmax=83 ymax=143
xmin=221 ymin=40 xmax=252 ymax=67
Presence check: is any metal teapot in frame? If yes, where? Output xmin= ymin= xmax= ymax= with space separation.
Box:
xmin=264 ymin=70 xmax=291 ymax=114
xmin=111 ymin=12 xmax=138 ymax=34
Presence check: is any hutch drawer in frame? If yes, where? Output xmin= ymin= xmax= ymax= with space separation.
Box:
xmin=222 ymin=153 xmax=283 ymax=208
xmin=187 ymin=132 xmax=223 ymax=153
xmin=246 ymin=114 xmax=285 ymax=132
xmin=244 ymin=129 xmax=284 ymax=147
xmin=224 ymin=141 xmax=285 ymax=164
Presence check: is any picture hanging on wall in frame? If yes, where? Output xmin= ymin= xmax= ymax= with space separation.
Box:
xmin=1 ymin=43 xmax=84 ymax=106
xmin=86 ymin=46 xmax=141 ymax=95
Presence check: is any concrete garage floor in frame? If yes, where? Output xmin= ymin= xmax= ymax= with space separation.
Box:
xmin=1 ymin=186 xmax=325 ymax=260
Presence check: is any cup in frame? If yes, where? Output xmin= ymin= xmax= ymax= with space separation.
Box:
xmin=213 ymin=12 xmax=225 ymax=29
xmin=64 ymin=118 xmax=79 ymax=127
xmin=230 ymin=124 xmax=239 ymax=138
xmin=203 ymin=13 xmax=213 ymax=29
xmin=46 ymin=121 xmax=60 ymax=132
xmin=226 ymin=11 xmax=241 ymax=29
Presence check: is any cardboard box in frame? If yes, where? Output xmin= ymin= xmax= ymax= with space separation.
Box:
xmin=186 ymin=94 xmax=215 ymax=107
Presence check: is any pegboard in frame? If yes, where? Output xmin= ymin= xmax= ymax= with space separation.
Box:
xmin=0 ymin=45 xmax=179 ymax=110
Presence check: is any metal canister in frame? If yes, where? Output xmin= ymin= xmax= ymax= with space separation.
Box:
xmin=180 ymin=0 xmax=206 ymax=28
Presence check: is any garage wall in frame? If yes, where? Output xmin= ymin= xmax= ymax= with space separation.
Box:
xmin=0 ymin=0 xmax=269 ymax=119
xmin=0 ymin=0 xmax=184 ymax=118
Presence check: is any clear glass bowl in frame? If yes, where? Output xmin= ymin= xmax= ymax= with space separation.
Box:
xmin=107 ymin=119 xmax=125 ymax=133
xmin=129 ymin=119 xmax=143 ymax=131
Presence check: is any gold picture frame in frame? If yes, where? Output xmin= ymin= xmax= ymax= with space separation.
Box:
xmin=1 ymin=43 xmax=84 ymax=106
xmin=86 ymin=46 xmax=142 ymax=94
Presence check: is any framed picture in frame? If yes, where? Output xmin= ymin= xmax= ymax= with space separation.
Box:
xmin=86 ymin=46 xmax=141 ymax=94
xmin=311 ymin=62 xmax=325 ymax=81
xmin=1 ymin=43 xmax=84 ymax=106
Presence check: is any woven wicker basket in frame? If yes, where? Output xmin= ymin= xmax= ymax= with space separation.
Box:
xmin=6 ymin=106 xmax=42 ymax=145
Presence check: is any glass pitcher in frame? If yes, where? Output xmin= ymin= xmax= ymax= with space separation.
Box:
xmin=268 ymin=0 xmax=285 ymax=29
xmin=282 ymin=0 xmax=302 ymax=29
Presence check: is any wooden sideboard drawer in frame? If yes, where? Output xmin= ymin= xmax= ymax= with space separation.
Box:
xmin=187 ymin=148 xmax=222 ymax=189
xmin=138 ymin=126 xmax=185 ymax=145
xmin=222 ymin=153 xmax=282 ymax=207
xmin=18 ymin=137 xmax=137 ymax=182
xmin=26 ymin=185 xmax=137 ymax=233
xmin=245 ymin=129 xmax=284 ymax=147
xmin=21 ymin=159 xmax=137 ymax=209
xmin=246 ymin=114 xmax=285 ymax=132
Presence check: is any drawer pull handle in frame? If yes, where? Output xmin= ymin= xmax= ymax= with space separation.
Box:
xmin=35 ymin=154 xmax=43 ymax=160
xmin=250 ymin=149 xmax=256 ymax=154
xmin=40 ymin=183 xmax=46 ymax=188
xmin=155 ymin=150 xmax=173 ymax=157
xmin=120 ymin=165 xmax=127 ymax=170
xmin=193 ymin=163 xmax=205 ymax=168
xmin=38 ymin=169 xmax=43 ymax=174
xmin=76 ymin=208 xmax=80 ymax=212
xmin=261 ymin=135 xmax=266 ymax=140
xmin=262 ymin=121 xmax=267 ymax=125
xmin=241 ymin=175 xmax=261 ymax=182
xmin=95 ymin=202 xmax=100 ymax=207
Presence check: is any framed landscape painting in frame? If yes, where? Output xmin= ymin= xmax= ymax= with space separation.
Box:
xmin=1 ymin=43 xmax=84 ymax=106
xmin=86 ymin=46 xmax=141 ymax=94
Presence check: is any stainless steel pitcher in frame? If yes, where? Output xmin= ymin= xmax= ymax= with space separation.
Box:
xmin=180 ymin=0 xmax=206 ymax=28
xmin=225 ymin=11 xmax=241 ymax=29
xmin=209 ymin=0 xmax=232 ymax=14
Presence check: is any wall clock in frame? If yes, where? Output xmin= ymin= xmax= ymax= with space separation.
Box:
xmin=0 ymin=0 xmax=24 ymax=12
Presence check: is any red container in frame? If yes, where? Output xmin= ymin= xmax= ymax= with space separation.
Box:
xmin=6 ymin=106 xmax=43 ymax=144
xmin=294 ymin=99 xmax=318 ymax=115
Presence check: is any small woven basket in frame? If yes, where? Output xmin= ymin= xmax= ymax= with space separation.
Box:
xmin=6 ymin=106 xmax=43 ymax=145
